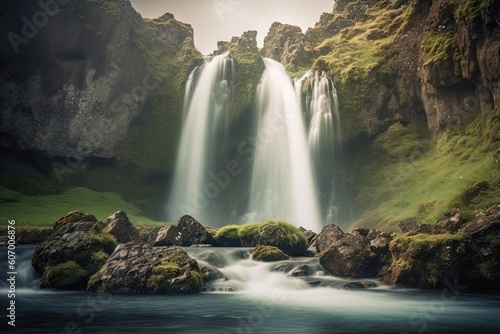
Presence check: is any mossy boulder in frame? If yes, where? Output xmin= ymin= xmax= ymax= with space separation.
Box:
xmin=252 ymin=245 xmax=289 ymax=262
xmin=154 ymin=215 xmax=216 ymax=246
xmin=103 ymin=210 xmax=140 ymax=243
xmin=382 ymin=233 xmax=467 ymax=288
xmin=215 ymin=225 xmax=242 ymax=247
xmin=32 ymin=210 xmax=117 ymax=289
xmin=217 ymin=221 xmax=308 ymax=256
xmin=88 ymin=242 xmax=202 ymax=294
xmin=40 ymin=261 xmax=87 ymax=290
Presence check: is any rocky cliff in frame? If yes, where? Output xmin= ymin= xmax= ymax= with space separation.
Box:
xmin=0 ymin=0 xmax=202 ymax=174
xmin=263 ymin=0 xmax=500 ymax=141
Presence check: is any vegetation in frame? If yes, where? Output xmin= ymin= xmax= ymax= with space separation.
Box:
xmin=146 ymin=262 xmax=182 ymax=292
xmin=252 ymin=245 xmax=289 ymax=262
xmin=448 ymin=0 xmax=495 ymax=23
xmin=0 ymin=186 xmax=165 ymax=227
xmin=336 ymin=109 xmax=500 ymax=231
xmin=41 ymin=261 xmax=87 ymax=289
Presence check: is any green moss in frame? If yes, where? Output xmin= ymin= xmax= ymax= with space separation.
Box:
xmin=391 ymin=232 xmax=467 ymax=254
xmin=237 ymin=222 xmax=262 ymax=246
xmin=421 ymin=29 xmax=458 ymax=65
xmin=215 ymin=225 xmax=241 ymax=246
xmin=252 ymin=245 xmax=289 ymax=262
xmin=337 ymin=109 xmax=500 ymax=231
xmin=41 ymin=261 xmax=87 ymax=289
xmin=449 ymin=0 xmax=494 ymax=23
xmin=186 ymin=270 xmax=203 ymax=291
xmin=146 ymin=262 xmax=181 ymax=293
xmin=0 ymin=186 xmax=166 ymax=227
xmin=85 ymin=250 xmax=109 ymax=275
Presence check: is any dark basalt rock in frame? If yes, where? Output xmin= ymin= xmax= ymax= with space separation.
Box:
xmin=104 ymin=211 xmax=139 ymax=244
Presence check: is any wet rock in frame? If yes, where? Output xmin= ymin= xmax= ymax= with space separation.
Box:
xmin=315 ymin=224 xmax=345 ymax=253
xmin=32 ymin=211 xmax=117 ymax=289
xmin=290 ymin=265 xmax=310 ymax=277
xmin=104 ymin=211 xmax=139 ymax=244
xmin=88 ymin=242 xmax=202 ymax=294
xmin=176 ymin=215 xmax=217 ymax=246
xmin=252 ymin=245 xmax=289 ymax=262
xmin=319 ymin=233 xmax=380 ymax=278
xmin=272 ymin=263 xmax=293 ymax=273
xmin=153 ymin=225 xmax=182 ymax=247
xmin=196 ymin=251 xmax=227 ymax=268
xmin=258 ymin=224 xmax=308 ymax=256
xmin=299 ymin=227 xmax=317 ymax=244
xmin=201 ymin=266 xmax=225 ymax=283
xmin=305 ymin=245 xmax=318 ymax=257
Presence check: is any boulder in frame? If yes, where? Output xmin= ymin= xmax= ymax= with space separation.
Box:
xmin=315 ymin=224 xmax=345 ymax=253
xmin=252 ymin=245 xmax=289 ymax=262
xmin=153 ymin=225 xmax=182 ymax=247
xmin=290 ymin=265 xmax=310 ymax=277
xmin=352 ymin=227 xmax=370 ymax=237
xmin=137 ymin=226 xmax=161 ymax=245
xmin=215 ymin=225 xmax=242 ymax=247
xmin=299 ymin=227 xmax=317 ymax=244
xmin=200 ymin=266 xmax=225 ymax=283
xmin=319 ymin=233 xmax=379 ymax=278
xmin=175 ymin=215 xmax=216 ymax=246
xmin=104 ymin=211 xmax=139 ymax=243
xmin=88 ymin=243 xmax=202 ymax=294
xmin=40 ymin=261 xmax=87 ymax=290
xmin=258 ymin=224 xmax=308 ymax=256
xmin=196 ymin=251 xmax=227 ymax=268
xmin=32 ymin=211 xmax=117 ymax=289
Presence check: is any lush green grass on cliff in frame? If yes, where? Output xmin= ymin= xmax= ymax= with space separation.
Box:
xmin=338 ymin=109 xmax=500 ymax=231
xmin=0 ymin=186 xmax=166 ymax=227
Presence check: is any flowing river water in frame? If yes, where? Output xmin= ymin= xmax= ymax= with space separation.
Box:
xmin=1 ymin=246 xmax=499 ymax=334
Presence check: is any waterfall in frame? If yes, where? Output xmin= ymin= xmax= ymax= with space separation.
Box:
xmin=245 ymin=58 xmax=322 ymax=232
xmin=167 ymin=53 xmax=234 ymax=224
xmin=306 ymin=71 xmax=341 ymax=163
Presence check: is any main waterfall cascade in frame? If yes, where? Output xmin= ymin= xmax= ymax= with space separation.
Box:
xmin=245 ymin=59 xmax=322 ymax=231
xmin=167 ymin=53 xmax=235 ymax=223
xmin=168 ymin=55 xmax=340 ymax=231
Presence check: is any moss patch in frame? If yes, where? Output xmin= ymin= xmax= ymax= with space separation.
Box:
xmin=41 ymin=261 xmax=87 ymax=289
xmin=252 ymin=245 xmax=289 ymax=262
xmin=146 ymin=261 xmax=182 ymax=293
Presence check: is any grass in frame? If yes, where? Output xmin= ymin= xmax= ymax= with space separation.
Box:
xmin=0 ymin=186 xmax=167 ymax=227
xmin=314 ymin=0 xmax=412 ymax=82
xmin=337 ymin=109 xmax=500 ymax=231
xmin=448 ymin=0 xmax=495 ymax=23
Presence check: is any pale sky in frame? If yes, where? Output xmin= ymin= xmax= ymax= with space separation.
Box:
xmin=129 ymin=0 xmax=334 ymax=54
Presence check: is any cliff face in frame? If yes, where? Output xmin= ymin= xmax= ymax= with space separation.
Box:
xmin=263 ymin=0 xmax=500 ymax=140
xmin=0 ymin=0 xmax=202 ymax=173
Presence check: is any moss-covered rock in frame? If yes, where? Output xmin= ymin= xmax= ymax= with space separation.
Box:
xmin=215 ymin=225 xmax=242 ymax=247
xmin=88 ymin=242 xmax=202 ymax=294
xmin=41 ymin=261 xmax=87 ymax=290
xmin=32 ymin=211 xmax=117 ymax=289
xmin=252 ymin=245 xmax=289 ymax=262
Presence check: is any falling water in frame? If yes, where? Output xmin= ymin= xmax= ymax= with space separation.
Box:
xmin=306 ymin=71 xmax=341 ymax=162
xmin=167 ymin=53 xmax=234 ymax=224
xmin=245 ymin=58 xmax=322 ymax=232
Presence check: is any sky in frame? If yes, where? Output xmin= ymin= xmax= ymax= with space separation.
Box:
xmin=129 ymin=0 xmax=334 ymax=55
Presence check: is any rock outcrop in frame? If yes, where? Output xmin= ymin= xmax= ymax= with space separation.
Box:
xmin=88 ymin=242 xmax=202 ymax=294
xmin=0 ymin=0 xmax=202 ymax=175
xmin=154 ymin=215 xmax=216 ymax=247
xmin=104 ymin=211 xmax=139 ymax=243
xmin=32 ymin=210 xmax=117 ymax=289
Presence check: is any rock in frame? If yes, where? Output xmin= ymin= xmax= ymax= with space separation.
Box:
xmin=382 ymin=233 xmax=466 ymax=289
xmin=398 ymin=218 xmax=445 ymax=236
xmin=305 ymin=245 xmax=318 ymax=257
xmin=258 ymin=224 xmax=308 ymax=256
xmin=88 ymin=243 xmax=202 ymax=294
xmin=215 ymin=225 xmax=242 ymax=247
xmin=104 ymin=211 xmax=139 ymax=244
xmin=14 ymin=228 xmax=52 ymax=245
xmin=299 ymin=227 xmax=317 ymax=244
xmin=32 ymin=211 xmax=117 ymax=289
xmin=463 ymin=207 xmax=500 ymax=236
xmin=440 ymin=212 xmax=462 ymax=233
xmin=319 ymin=233 xmax=379 ymax=278
xmin=272 ymin=263 xmax=293 ymax=273
xmin=153 ymin=225 xmax=182 ymax=247
xmin=352 ymin=227 xmax=370 ymax=237
xmin=367 ymin=228 xmax=382 ymax=240
xmin=40 ymin=261 xmax=87 ymax=290
xmin=200 ymin=266 xmax=225 ymax=283
xmin=252 ymin=245 xmax=289 ymax=262
xmin=137 ymin=227 xmax=161 ymax=245
xmin=196 ymin=251 xmax=227 ymax=268
xmin=315 ymin=224 xmax=345 ymax=253
xmin=290 ymin=265 xmax=310 ymax=277
xmin=190 ymin=244 xmax=213 ymax=248
xmin=237 ymin=30 xmax=259 ymax=53
xmin=175 ymin=215 xmax=217 ymax=246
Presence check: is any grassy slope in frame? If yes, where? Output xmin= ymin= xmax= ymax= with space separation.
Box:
xmin=0 ymin=186 xmax=166 ymax=227
xmin=337 ymin=109 xmax=500 ymax=231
